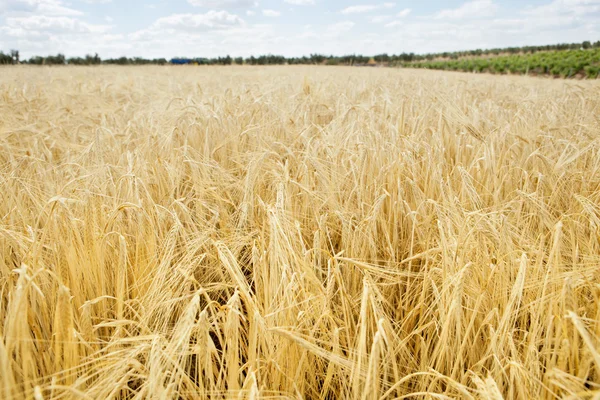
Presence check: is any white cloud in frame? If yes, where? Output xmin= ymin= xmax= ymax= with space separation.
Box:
xmin=370 ymin=15 xmax=392 ymax=23
xmin=523 ymin=0 xmax=600 ymax=17
xmin=341 ymin=2 xmax=395 ymax=14
xmin=262 ymin=9 xmax=280 ymax=16
xmin=297 ymin=31 xmax=317 ymax=39
xmin=397 ymin=8 xmax=411 ymax=17
xmin=0 ymin=0 xmax=84 ymax=16
xmin=284 ymin=0 xmax=314 ymax=4
xmin=127 ymin=23 xmax=277 ymax=58
xmin=382 ymin=8 xmax=411 ymax=25
xmin=378 ymin=3 xmax=597 ymax=54
xmin=4 ymin=15 xmax=109 ymax=33
xmin=104 ymin=15 xmax=113 ymax=22
xmin=80 ymin=0 xmax=112 ymax=3
xmin=326 ymin=21 xmax=355 ymax=36
xmin=188 ymin=0 xmax=257 ymax=8
xmin=150 ymin=11 xmax=245 ymax=31
xmin=246 ymin=10 xmax=255 ymax=15
xmin=341 ymin=5 xmax=377 ymax=14
xmin=434 ymin=0 xmax=498 ymax=19
xmin=0 ymin=0 xmax=36 ymax=13
xmin=0 ymin=0 xmax=117 ymax=57
xmin=126 ymin=10 xmax=256 ymax=54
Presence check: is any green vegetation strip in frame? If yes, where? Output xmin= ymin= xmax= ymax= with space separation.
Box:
xmin=402 ymin=48 xmax=600 ymax=78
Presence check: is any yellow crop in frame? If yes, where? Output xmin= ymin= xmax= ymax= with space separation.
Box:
xmin=1 ymin=65 xmax=599 ymax=399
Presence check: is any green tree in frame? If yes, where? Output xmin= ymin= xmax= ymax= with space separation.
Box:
xmin=0 ymin=52 xmax=13 ymax=64
xmin=10 ymin=49 xmax=19 ymax=64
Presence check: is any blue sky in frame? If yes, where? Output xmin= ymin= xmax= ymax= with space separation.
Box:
xmin=1 ymin=0 xmax=599 ymax=58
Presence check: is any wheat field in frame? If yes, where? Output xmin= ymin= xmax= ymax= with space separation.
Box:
xmin=1 ymin=66 xmax=600 ymax=399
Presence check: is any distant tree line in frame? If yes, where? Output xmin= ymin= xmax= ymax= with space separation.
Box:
xmin=102 ymin=56 xmax=168 ymax=65
xmin=0 ymin=52 xmax=167 ymax=65
xmin=2 ymin=40 xmax=600 ymax=66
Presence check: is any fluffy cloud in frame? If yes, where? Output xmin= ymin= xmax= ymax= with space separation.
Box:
xmin=341 ymin=2 xmax=395 ymax=14
xmin=380 ymin=8 xmax=595 ymax=55
xmin=128 ymin=10 xmax=251 ymax=51
xmin=0 ymin=0 xmax=118 ymax=57
xmin=0 ymin=0 xmax=83 ymax=16
xmin=523 ymin=0 xmax=600 ymax=17
xmin=397 ymin=8 xmax=411 ymax=17
xmin=284 ymin=0 xmax=315 ymax=5
xmin=370 ymin=15 xmax=392 ymax=23
xmin=326 ymin=21 xmax=355 ymax=36
xmin=151 ymin=11 xmax=245 ymax=31
xmin=0 ymin=13 xmax=115 ymax=58
xmin=262 ymin=9 xmax=280 ymax=16
xmin=124 ymin=22 xmax=279 ymax=58
xmin=433 ymin=0 xmax=498 ymax=19
xmin=4 ymin=15 xmax=109 ymax=33
xmin=383 ymin=9 xmax=411 ymax=27
xmin=188 ymin=0 xmax=257 ymax=8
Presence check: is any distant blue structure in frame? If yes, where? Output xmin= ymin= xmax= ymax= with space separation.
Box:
xmin=170 ymin=58 xmax=192 ymax=65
